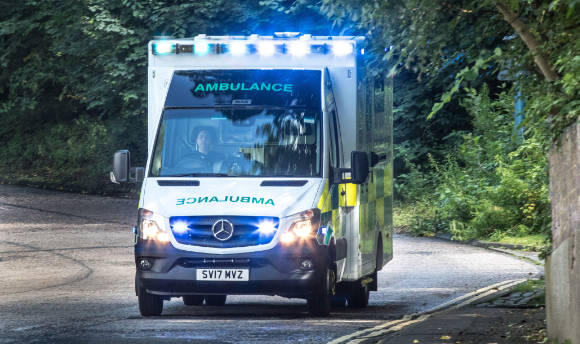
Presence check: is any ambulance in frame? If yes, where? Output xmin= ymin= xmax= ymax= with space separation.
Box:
xmin=111 ymin=33 xmax=393 ymax=316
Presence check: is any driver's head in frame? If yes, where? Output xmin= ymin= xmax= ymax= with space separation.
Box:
xmin=196 ymin=128 xmax=213 ymax=154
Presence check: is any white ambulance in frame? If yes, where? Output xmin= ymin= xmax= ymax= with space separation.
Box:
xmin=111 ymin=33 xmax=393 ymax=316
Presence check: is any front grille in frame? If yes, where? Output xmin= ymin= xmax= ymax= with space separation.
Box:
xmin=169 ymin=216 xmax=279 ymax=248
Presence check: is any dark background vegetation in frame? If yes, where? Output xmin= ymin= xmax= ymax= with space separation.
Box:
xmin=1 ymin=0 xmax=578 ymax=246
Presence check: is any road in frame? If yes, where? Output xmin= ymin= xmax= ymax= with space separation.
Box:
xmin=0 ymin=185 xmax=542 ymax=343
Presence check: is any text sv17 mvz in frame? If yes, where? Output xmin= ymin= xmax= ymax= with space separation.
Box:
xmin=110 ymin=33 xmax=394 ymax=316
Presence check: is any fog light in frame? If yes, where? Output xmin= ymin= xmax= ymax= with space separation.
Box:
xmin=138 ymin=258 xmax=153 ymax=271
xmin=300 ymin=259 xmax=314 ymax=270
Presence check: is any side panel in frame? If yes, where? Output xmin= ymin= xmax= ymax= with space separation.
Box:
xmin=355 ymin=60 xmax=394 ymax=278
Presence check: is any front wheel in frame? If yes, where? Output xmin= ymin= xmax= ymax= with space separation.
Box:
xmin=138 ymin=287 xmax=163 ymax=316
xmin=307 ymin=267 xmax=335 ymax=316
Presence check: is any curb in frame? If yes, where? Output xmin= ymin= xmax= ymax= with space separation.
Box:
xmin=433 ymin=233 xmax=545 ymax=267
xmin=327 ymin=279 xmax=528 ymax=344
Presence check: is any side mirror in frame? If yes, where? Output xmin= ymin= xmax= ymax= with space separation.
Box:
xmin=111 ymin=150 xmax=130 ymax=183
xmin=111 ymin=150 xmax=145 ymax=184
xmin=333 ymin=151 xmax=369 ymax=185
xmin=350 ymin=151 xmax=369 ymax=184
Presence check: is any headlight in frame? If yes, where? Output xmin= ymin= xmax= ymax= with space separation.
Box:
xmin=286 ymin=209 xmax=321 ymax=240
xmin=138 ymin=208 xmax=170 ymax=243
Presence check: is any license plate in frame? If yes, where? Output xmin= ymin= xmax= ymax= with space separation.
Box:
xmin=196 ymin=268 xmax=249 ymax=281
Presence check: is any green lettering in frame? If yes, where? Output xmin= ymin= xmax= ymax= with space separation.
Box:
xmin=198 ymin=196 xmax=208 ymax=203
xmin=219 ymin=83 xmax=229 ymax=91
xmin=260 ymin=83 xmax=271 ymax=91
xmin=272 ymin=83 xmax=282 ymax=92
xmin=194 ymin=84 xmax=205 ymax=92
xmin=230 ymin=83 xmax=240 ymax=91
xmin=265 ymin=199 xmax=275 ymax=206
xmin=249 ymin=83 xmax=259 ymax=91
xmin=241 ymin=197 xmax=250 ymax=203
xmin=206 ymin=83 xmax=218 ymax=91
xmin=186 ymin=197 xmax=196 ymax=204
xmin=252 ymin=197 xmax=264 ymax=204
xmin=230 ymin=196 xmax=239 ymax=202
xmin=176 ymin=198 xmax=185 ymax=205
xmin=209 ymin=196 xmax=219 ymax=202
xmin=219 ymin=196 xmax=227 ymax=202
xmin=241 ymin=83 xmax=250 ymax=90
xmin=283 ymin=84 xmax=293 ymax=93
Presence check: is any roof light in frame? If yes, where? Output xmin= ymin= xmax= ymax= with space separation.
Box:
xmin=332 ymin=42 xmax=354 ymax=56
xmin=288 ymin=41 xmax=309 ymax=57
xmin=257 ymin=42 xmax=275 ymax=57
xmin=194 ymin=41 xmax=209 ymax=55
xmin=152 ymin=42 xmax=175 ymax=55
xmin=229 ymin=41 xmax=247 ymax=56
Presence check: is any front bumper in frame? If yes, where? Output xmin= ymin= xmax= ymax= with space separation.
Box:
xmin=135 ymin=239 xmax=329 ymax=298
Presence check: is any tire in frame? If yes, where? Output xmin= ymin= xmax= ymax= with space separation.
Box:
xmin=307 ymin=267 xmax=335 ymax=316
xmin=205 ymin=295 xmax=227 ymax=306
xmin=331 ymin=296 xmax=348 ymax=308
xmin=138 ymin=287 xmax=163 ymax=316
xmin=348 ymin=282 xmax=369 ymax=308
xmin=183 ymin=295 xmax=204 ymax=306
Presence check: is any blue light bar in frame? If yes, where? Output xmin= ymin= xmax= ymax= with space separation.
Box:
xmin=152 ymin=42 xmax=176 ymax=55
xmin=288 ymin=41 xmax=309 ymax=57
xmin=229 ymin=42 xmax=247 ymax=56
xmin=331 ymin=42 xmax=354 ymax=56
xmin=194 ymin=41 xmax=210 ymax=55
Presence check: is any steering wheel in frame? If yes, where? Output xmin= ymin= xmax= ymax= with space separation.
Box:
xmin=174 ymin=153 xmax=213 ymax=173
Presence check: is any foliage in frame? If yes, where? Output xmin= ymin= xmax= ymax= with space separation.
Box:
xmin=0 ymin=0 xmax=331 ymax=194
xmin=398 ymin=87 xmax=551 ymax=242
xmin=318 ymin=0 xmax=580 ymax=143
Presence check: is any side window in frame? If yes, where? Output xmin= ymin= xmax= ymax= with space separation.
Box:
xmin=325 ymin=69 xmax=341 ymax=169
xmin=372 ymin=76 xmax=388 ymax=161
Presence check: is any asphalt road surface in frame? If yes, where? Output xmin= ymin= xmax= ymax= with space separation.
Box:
xmin=0 ymin=185 xmax=543 ymax=344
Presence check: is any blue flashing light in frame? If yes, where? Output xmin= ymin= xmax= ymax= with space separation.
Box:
xmin=229 ymin=41 xmax=247 ymax=56
xmin=332 ymin=42 xmax=354 ymax=57
xmin=172 ymin=221 xmax=189 ymax=233
xmin=257 ymin=220 xmax=277 ymax=234
xmin=288 ymin=41 xmax=309 ymax=57
xmin=257 ymin=42 xmax=276 ymax=57
xmin=152 ymin=42 xmax=175 ymax=55
xmin=194 ymin=41 xmax=209 ymax=55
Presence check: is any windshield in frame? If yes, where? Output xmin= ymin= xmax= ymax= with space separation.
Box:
xmin=150 ymin=108 xmax=322 ymax=177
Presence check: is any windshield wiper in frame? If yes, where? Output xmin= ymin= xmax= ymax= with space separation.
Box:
xmin=162 ymin=173 xmax=230 ymax=177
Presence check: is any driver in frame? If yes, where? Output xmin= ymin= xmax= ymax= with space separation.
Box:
xmin=193 ymin=127 xmax=223 ymax=172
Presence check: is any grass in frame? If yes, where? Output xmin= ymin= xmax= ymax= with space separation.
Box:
xmin=512 ymin=278 xmax=545 ymax=294
xmin=394 ymin=202 xmax=550 ymax=252
xmin=486 ymin=233 xmax=550 ymax=251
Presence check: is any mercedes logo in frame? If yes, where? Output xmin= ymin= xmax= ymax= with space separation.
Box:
xmin=211 ymin=219 xmax=234 ymax=241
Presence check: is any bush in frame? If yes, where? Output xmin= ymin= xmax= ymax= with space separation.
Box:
xmin=397 ymin=86 xmax=551 ymax=242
